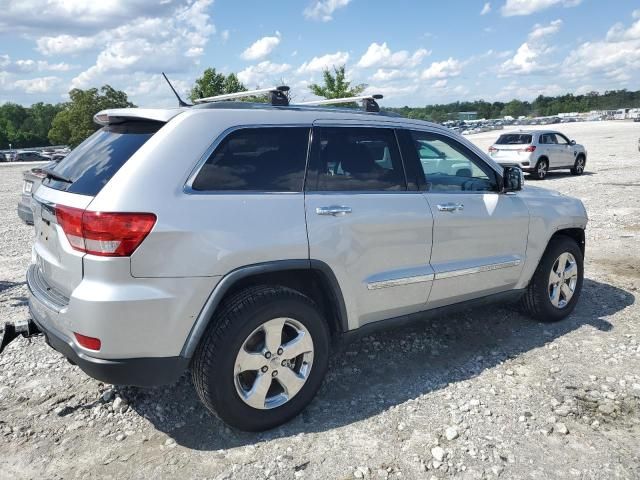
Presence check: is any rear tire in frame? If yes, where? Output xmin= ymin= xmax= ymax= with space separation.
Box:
xmin=533 ymin=158 xmax=548 ymax=180
xmin=191 ymin=285 xmax=330 ymax=431
xmin=571 ymin=155 xmax=586 ymax=175
xmin=520 ymin=236 xmax=583 ymax=322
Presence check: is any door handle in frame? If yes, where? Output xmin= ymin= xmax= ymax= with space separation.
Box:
xmin=437 ymin=203 xmax=464 ymax=212
xmin=316 ymin=205 xmax=352 ymax=216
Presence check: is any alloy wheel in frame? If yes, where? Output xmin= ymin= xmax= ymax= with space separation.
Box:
xmin=233 ymin=317 xmax=314 ymax=410
xmin=548 ymin=252 xmax=578 ymax=309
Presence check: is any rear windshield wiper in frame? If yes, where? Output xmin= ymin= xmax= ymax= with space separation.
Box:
xmin=42 ymin=167 xmax=73 ymax=184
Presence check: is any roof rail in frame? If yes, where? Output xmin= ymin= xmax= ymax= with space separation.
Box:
xmin=193 ymin=86 xmax=290 ymax=106
xmin=296 ymin=94 xmax=383 ymax=112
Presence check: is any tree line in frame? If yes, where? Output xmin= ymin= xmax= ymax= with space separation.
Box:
xmin=2 ymin=65 xmax=640 ymax=150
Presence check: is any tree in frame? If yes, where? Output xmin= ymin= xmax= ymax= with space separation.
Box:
xmin=48 ymin=85 xmax=135 ymax=147
xmin=189 ymin=68 xmax=247 ymax=102
xmin=308 ymin=65 xmax=366 ymax=105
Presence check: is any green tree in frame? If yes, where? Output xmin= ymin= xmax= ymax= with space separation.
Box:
xmin=308 ymin=65 xmax=366 ymax=105
xmin=189 ymin=68 xmax=247 ymax=102
xmin=48 ymin=85 xmax=135 ymax=147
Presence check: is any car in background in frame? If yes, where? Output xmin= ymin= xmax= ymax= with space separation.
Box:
xmin=17 ymin=159 xmax=61 ymax=224
xmin=488 ymin=130 xmax=587 ymax=180
xmin=12 ymin=150 xmax=50 ymax=162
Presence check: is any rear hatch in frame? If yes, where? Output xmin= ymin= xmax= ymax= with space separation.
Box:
xmin=32 ymin=121 xmax=163 ymax=299
xmin=489 ymin=133 xmax=533 ymax=162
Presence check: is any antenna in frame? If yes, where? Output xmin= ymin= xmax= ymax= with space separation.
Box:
xmin=162 ymin=72 xmax=192 ymax=107
xmin=296 ymin=94 xmax=383 ymax=112
xmin=193 ymin=86 xmax=290 ymax=106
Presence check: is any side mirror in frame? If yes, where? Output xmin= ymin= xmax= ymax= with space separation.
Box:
xmin=570 ymin=139 xmax=576 ymax=145
xmin=502 ymin=166 xmax=523 ymax=192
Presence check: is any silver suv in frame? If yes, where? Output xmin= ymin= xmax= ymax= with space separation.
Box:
xmin=24 ymin=91 xmax=587 ymax=431
xmin=489 ymin=130 xmax=587 ymax=180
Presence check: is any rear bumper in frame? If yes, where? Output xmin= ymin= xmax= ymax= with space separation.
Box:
xmin=27 ymin=264 xmax=189 ymax=386
xmin=17 ymin=201 xmax=33 ymax=224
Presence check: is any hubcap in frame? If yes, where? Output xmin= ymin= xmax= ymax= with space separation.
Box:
xmin=538 ymin=162 xmax=547 ymax=178
xmin=233 ymin=317 xmax=314 ymax=410
xmin=548 ymin=252 xmax=578 ymax=309
xmin=576 ymin=159 xmax=584 ymax=173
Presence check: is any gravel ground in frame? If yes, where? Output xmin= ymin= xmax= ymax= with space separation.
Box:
xmin=1 ymin=120 xmax=639 ymax=480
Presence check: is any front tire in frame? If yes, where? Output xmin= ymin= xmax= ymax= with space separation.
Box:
xmin=571 ymin=155 xmax=586 ymax=175
xmin=521 ymin=236 xmax=584 ymax=322
xmin=191 ymin=285 xmax=330 ymax=431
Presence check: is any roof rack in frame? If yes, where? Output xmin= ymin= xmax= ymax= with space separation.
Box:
xmin=193 ymin=86 xmax=290 ymax=106
xmin=296 ymin=94 xmax=383 ymax=112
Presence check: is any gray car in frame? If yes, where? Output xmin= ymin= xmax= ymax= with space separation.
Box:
xmin=22 ymin=90 xmax=587 ymax=431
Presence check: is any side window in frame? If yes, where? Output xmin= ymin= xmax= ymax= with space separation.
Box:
xmin=306 ymin=127 xmax=406 ymax=192
xmin=191 ymin=127 xmax=309 ymax=192
xmin=408 ymin=130 xmax=498 ymax=193
xmin=554 ymin=133 xmax=569 ymax=145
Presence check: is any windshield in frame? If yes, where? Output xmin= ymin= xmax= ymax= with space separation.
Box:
xmin=44 ymin=122 xmax=162 ymax=196
xmin=495 ymin=134 xmax=532 ymax=145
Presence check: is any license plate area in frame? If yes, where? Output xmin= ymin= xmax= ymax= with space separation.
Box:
xmin=23 ymin=180 xmax=33 ymax=194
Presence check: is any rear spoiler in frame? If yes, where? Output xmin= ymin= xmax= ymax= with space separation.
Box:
xmin=93 ymin=108 xmax=183 ymax=126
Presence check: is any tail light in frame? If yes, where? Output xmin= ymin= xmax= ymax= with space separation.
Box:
xmin=55 ymin=206 xmax=156 ymax=257
xmin=521 ymin=145 xmax=536 ymax=152
xmin=488 ymin=146 xmax=498 ymax=153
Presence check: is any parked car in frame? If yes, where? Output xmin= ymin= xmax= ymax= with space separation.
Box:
xmin=17 ymin=160 xmax=61 ymax=224
xmin=24 ymin=95 xmax=587 ymax=431
xmin=488 ymin=130 xmax=587 ymax=180
xmin=12 ymin=150 xmax=50 ymax=162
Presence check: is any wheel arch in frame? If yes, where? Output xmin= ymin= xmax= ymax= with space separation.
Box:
xmin=550 ymin=227 xmax=585 ymax=256
xmin=180 ymin=260 xmax=348 ymax=358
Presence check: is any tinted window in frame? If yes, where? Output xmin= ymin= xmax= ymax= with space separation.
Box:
xmin=409 ymin=131 xmax=497 ymax=192
xmin=496 ymin=134 xmax=532 ymax=145
xmin=539 ymin=133 xmax=557 ymax=144
xmin=192 ymin=127 xmax=309 ymax=192
xmin=44 ymin=122 xmax=161 ymax=196
xmin=307 ymin=127 xmax=406 ymax=192
xmin=553 ymin=133 xmax=569 ymax=145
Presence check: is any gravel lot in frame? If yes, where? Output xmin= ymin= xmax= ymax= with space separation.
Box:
xmin=1 ymin=120 xmax=639 ymax=480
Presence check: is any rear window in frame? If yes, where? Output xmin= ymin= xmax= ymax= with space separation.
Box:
xmin=496 ymin=134 xmax=532 ymax=145
xmin=191 ymin=127 xmax=310 ymax=192
xmin=44 ymin=122 xmax=162 ymax=196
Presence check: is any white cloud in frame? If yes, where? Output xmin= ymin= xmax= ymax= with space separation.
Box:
xmin=237 ymin=61 xmax=292 ymax=86
xmin=297 ymin=51 xmax=350 ymax=74
xmin=371 ymin=69 xmax=416 ymax=82
xmin=70 ymin=0 xmax=214 ymax=89
xmin=529 ymin=19 xmax=562 ymax=40
xmin=421 ymin=58 xmax=462 ymax=80
xmin=14 ymin=76 xmax=62 ymax=94
xmin=356 ymin=42 xmax=430 ymax=69
xmin=36 ymin=34 xmax=98 ymax=56
xmin=303 ymin=0 xmax=351 ymax=22
xmin=241 ymin=32 xmax=281 ymax=61
xmin=481 ymin=2 xmax=492 ymax=15
xmin=13 ymin=59 xmax=74 ymax=72
xmin=433 ymin=79 xmax=448 ymax=88
xmin=500 ymin=20 xmax=561 ymax=75
xmin=0 ymin=55 xmax=10 ymax=68
xmin=221 ymin=30 xmax=230 ymax=43
xmin=501 ymin=0 xmax=581 ymax=16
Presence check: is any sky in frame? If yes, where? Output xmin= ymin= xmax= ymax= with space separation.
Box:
xmin=1 ymin=0 xmax=640 ymax=108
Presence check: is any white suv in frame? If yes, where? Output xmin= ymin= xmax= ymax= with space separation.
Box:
xmin=489 ymin=130 xmax=587 ymax=180
xmin=17 ymin=90 xmax=588 ymax=431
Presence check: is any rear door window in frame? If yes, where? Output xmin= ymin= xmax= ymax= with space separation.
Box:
xmin=191 ymin=127 xmax=310 ymax=192
xmin=306 ymin=127 xmax=406 ymax=192
xmin=44 ymin=122 xmax=162 ymax=196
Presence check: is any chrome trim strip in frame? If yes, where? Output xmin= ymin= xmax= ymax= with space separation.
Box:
xmin=367 ymin=273 xmax=435 ymax=290
xmin=434 ymin=259 xmax=521 ymax=280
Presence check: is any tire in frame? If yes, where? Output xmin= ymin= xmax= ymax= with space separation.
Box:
xmin=571 ymin=155 xmax=586 ymax=175
xmin=520 ymin=235 xmax=584 ymax=322
xmin=191 ymin=285 xmax=330 ymax=431
xmin=533 ymin=158 xmax=548 ymax=180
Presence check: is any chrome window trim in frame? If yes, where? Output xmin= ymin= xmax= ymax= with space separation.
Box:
xmin=367 ymin=273 xmax=435 ymax=290
xmin=434 ymin=259 xmax=522 ymax=280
